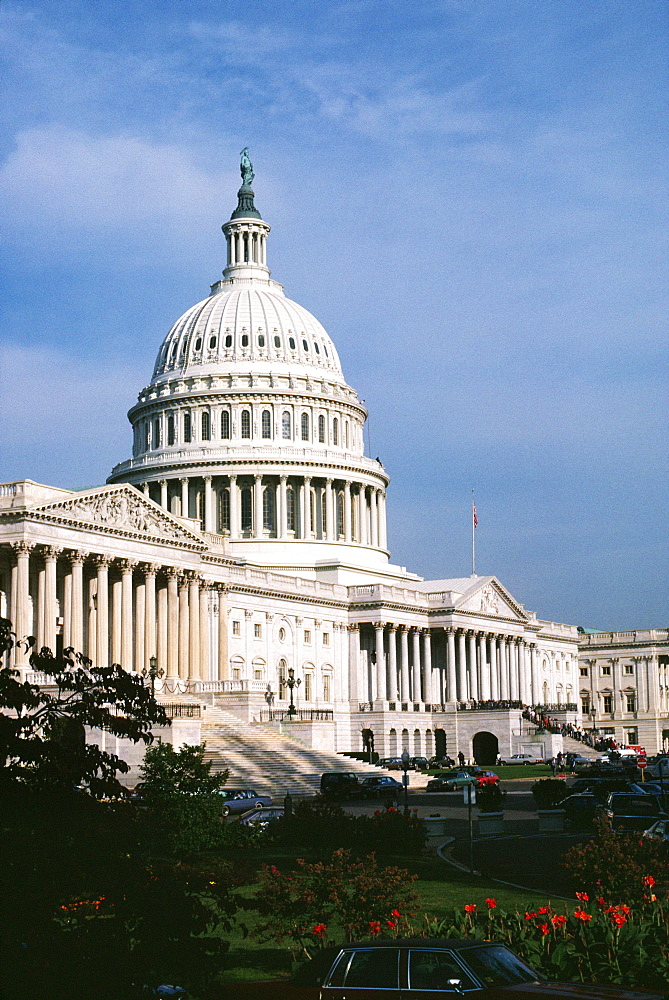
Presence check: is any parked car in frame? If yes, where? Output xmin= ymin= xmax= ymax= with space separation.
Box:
xmin=219 ymin=788 xmax=273 ymax=817
xmin=599 ymin=792 xmax=667 ymax=834
xmin=643 ymin=818 xmax=669 ymax=842
xmin=360 ymin=774 xmax=404 ymax=799
xmin=409 ymin=756 xmax=430 ymax=771
xmin=378 ymin=757 xmax=404 ymax=771
xmin=562 ymin=792 xmax=599 ymax=829
xmin=228 ymin=937 xmax=664 ymax=997
xmin=429 ymin=755 xmax=455 ymax=769
xmin=497 ymin=753 xmax=542 ymax=765
xmin=239 ymin=806 xmax=285 ymax=828
xmin=426 ymin=768 xmax=498 ymax=792
xmin=320 ymin=772 xmax=364 ymax=799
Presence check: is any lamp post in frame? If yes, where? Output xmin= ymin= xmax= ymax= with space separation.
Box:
xmin=280 ymin=667 xmax=301 ymax=718
xmin=142 ymin=655 xmax=164 ymax=697
xmin=400 ymin=749 xmax=410 ymax=817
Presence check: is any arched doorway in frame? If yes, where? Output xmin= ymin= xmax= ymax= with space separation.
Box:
xmin=389 ymin=728 xmax=398 ymax=755
xmin=472 ymin=731 xmax=499 ymax=766
xmin=413 ymin=729 xmax=421 ymax=755
xmin=434 ymin=728 xmax=447 ymax=759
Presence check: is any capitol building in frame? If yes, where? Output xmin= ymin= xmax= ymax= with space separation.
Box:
xmin=3 ymin=158 xmax=665 ymax=773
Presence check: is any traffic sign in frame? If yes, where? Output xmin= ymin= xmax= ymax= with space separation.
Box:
xmin=637 ymin=757 xmax=648 ymax=769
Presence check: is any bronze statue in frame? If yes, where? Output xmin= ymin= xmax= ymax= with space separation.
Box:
xmin=240 ymin=147 xmax=254 ymax=186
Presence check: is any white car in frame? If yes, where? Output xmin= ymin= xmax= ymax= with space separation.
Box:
xmin=497 ymin=753 xmax=542 ymax=765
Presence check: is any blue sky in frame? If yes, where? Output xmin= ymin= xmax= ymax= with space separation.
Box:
xmin=0 ymin=0 xmax=666 ymax=628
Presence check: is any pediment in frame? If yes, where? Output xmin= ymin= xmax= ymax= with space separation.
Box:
xmin=456 ymin=578 xmax=529 ymax=622
xmin=30 ymin=485 xmax=205 ymax=548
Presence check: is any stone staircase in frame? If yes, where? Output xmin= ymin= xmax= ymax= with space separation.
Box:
xmin=199 ymin=706 xmax=386 ymax=797
xmin=561 ymin=735 xmax=602 ymax=759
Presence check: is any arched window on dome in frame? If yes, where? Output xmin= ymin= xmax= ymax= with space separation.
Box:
xmin=336 ymin=491 xmax=344 ymax=539
xmin=241 ymin=488 xmax=252 ymax=533
xmin=225 ymin=334 xmax=232 ymax=348
xmin=167 ymin=414 xmax=175 ymax=446
xmin=218 ymin=488 xmax=230 ymax=534
xmin=258 ymin=334 xmax=265 ymax=347
xmin=289 ymin=337 xmax=296 ymax=350
xmin=221 ymin=410 xmax=231 ymax=439
xmin=302 ymin=339 xmax=309 ymax=351
xmin=201 ymin=411 xmax=211 ymax=441
xmin=241 ymin=333 xmax=249 ymax=348
xmin=183 ymin=412 xmax=192 ymax=443
xmin=282 ymin=411 xmax=291 ymax=440
xmin=241 ymin=410 xmax=251 ymax=439
xmin=301 ymin=413 xmax=309 ymax=441
xmin=318 ymin=414 xmax=325 ymax=443
xmin=263 ymin=486 xmax=276 ymax=534
xmin=153 ymin=418 xmax=161 ymax=450
xmin=314 ymin=342 xmax=320 ymax=354
xmin=274 ymin=335 xmax=281 ymax=348
xmin=286 ymin=486 xmax=295 ymax=532
xmin=332 ymin=417 xmax=339 ymax=446
xmin=194 ymin=337 xmax=202 ymax=352
xmin=209 ymin=336 xmax=217 ymax=350
xmin=261 ymin=410 xmax=272 ymax=439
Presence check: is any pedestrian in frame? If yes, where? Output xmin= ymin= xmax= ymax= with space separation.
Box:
xmin=550 ymin=756 xmax=557 ymax=776
xmin=458 ymin=750 xmax=465 ymax=768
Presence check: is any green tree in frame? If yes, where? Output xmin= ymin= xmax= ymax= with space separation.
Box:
xmin=0 ymin=617 xmax=168 ymax=797
xmin=140 ymin=741 xmax=229 ymax=853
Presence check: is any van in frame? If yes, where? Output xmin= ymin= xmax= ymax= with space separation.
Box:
xmin=320 ymin=772 xmax=362 ymax=800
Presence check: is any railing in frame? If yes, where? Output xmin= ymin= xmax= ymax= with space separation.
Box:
xmin=534 ymin=703 xmax=578 ymax=713
xmin=192 ymin=678 xmax=267 ymax=693
xmin=258 ymin=708 xmax=334 ymax=722
xmin=162 ymin=703 xmax=201 ymax=719
xmin=358 ymin=702 xmax=374 ymax=712
xmin=457 ymin=700 xmax=523 ymax=711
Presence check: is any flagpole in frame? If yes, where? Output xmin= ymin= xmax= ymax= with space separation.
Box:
xmin=471 ymin=489 xmax=476 ymax=577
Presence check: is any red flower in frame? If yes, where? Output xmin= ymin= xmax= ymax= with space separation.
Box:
xmin=485 ymin=898 xmax=496 ymax=909
xmin=391 ymin=909 xmax=402 ymax=918
xmin=551 ymin=914 xmax=567 ymax=927
xmin=574 ymin=908 xmax=592 ymax=922
xmin=464 ymin=904 xmax=477 ymax=913
xmin=525 ymin=911 xmax=537 ymax=920
xmin=642 ymin=875 xmax=655 ymax=887
xmin=611 ymin=913 xmax=627 ymax=927
xmin=539 ymin=923 xmax=550 ymax=936
xmin=538 ymin=906 xmax=551 ymax=915
xmin=369 ymin=921 xmax=381 ymax=935
xmin=312 ymin=923 xmax=327 ymax=938
xmin=575 ymin=891 xmax=589 ymax=901
xmin=597 ymin=896 xmax=606 ymax=906
xmin=386 ymin=920 xmax=396 ymax=928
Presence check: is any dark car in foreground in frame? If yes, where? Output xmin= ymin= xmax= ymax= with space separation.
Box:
xmin=219 ymin=788 xmax=272 ymax=817
xmin=229 ymin=938 xmax=664 ymax=997
xmin=599 ymin=792 xmax=666 ymax=834
xmin=359 ymin=775 xmax=404 ymax=798
xmin=320 ymin=772 xmax=366 ymax=799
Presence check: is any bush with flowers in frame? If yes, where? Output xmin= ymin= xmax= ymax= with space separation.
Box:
xmin=563 ymin=818 xmax=669 ymax=903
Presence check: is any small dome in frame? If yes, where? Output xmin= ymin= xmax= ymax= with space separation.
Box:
xmin=150 ymin=281 xmax=345 ymax=386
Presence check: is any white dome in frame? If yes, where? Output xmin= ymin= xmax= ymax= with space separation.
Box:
xmin=150 ymin=280 xmax=345 ymax=386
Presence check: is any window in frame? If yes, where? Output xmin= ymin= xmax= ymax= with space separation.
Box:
xmin=183 ymin=412 xmax=192 ymax=443
xmin=301 ymin=412 xmax=309 ymax=441
xmin=581 ymin=696 xmax=590 ymax=715
xmin=318 ymin=414 xmax=325 ymax=443
xmin=241 ymin=410 xmax=251 ymax=438
xmin=580 ymin=666 xmax=588 ymax=677
xmin=232 ymin=621 xmax=241 ymax=636
xmin=274 ymin=335 xmax=281 ymax=348
xmin=337 ymin=492 xmax=344 ymax=538
xmin=254 ymin=623 xmax=262 ymax=639
xmin=258 ymin=334 xmax=265 ymax=347
xmin=218 ymin=488 xmax=230 ymax=533
xmin=194 ymin=337 xmax=202 ymax=351
xmin=254 ymin=669 xmax=263 ymax=680
xmin=345 ymin=421 xmax=349 ymax=448
xmin=153 ymin=419 xmax=161 ymax=449
xmin=304 ymin=630 xmax=311 ymax=644
xmin=282 ymin=411 xmax=291 ymax=439
xmin=278 ymin=658 xmax=287 ymax=688
xmin=279 ymin=628 xmax=286 ymax=642
xmin=289 ymin=337 xmax=296 ymax=350
xmin=603 ymin=694 xmax=613 ymax=714
xmin=323 ymin=632 xmax=330 ymax=646
xmin=167 ymin=414 xmax=175 ymax=446
xmin=263 ymin=486 xmax=275 ymax=532
xmin=408 ymin=950 xmax=476 ymax=991
xmin=241 ymin=488 xmax=252 ymax=532
xmin=221 ymin=410 xmax=231 ymax=439
xmin=262 ymin=410 xmax=271 ymax=439
xmin=626 ymin=692 xmax=636 ymax=713
xmin=232 ymin=667 xmax=241 ymax=680
xmin=314 ymin=342 xmax=320 ymax=354
xmin=225 ymin=334 xmax=232 ymax=347
xmin=241 ymin=334 xmax=249 ymax=347
xmin=209 ymin=336 xmax=217 ymax=349
xmin=323 ymin=344 xmax=328 ymax=357
xmin=333 ymin=417 xmax=338 ymax=445
xmin=323 ymin=674 xmax=331 ymax=702
xmin=304 ymin=673 xmax=312 ymax=701
xmin=286 ymin=487 xmax=295 ymax=532
xmin=201 ymin=411 xmax=211 ymax=441
xmin=341 ymin=950 xmax=400 ymax=990
xmin=601 ymin=665 xmax=611 ymax=676
xmin=302 ymin=339 xmax=309 ymax=351
xmin=624 ymin=664 xmax=634 ymax=675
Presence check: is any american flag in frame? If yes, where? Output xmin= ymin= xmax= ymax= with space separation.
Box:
xmin=472 ymin=504 xmax=478 ymax=527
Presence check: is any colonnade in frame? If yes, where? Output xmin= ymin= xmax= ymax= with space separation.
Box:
xmin=225 ymin=221 xmax=268 ymax=268
xmin=141 ymin=474 xmax=387 ymax=547
xmin=2 ymin=543 xmax=227 ymax=682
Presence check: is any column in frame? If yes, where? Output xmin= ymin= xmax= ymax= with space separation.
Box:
xmin=95 ymin=555 xmax=110 ymax=668
xmin=111 ymin=572 xmax=122 ymax=665
xmin=374 ymin=622 xmax=385 ymax=702
xmin=489 ymin=636 xmax=499 ymax=700
xmin=478 ymin=632 xmax=490 ymax=701
xmin=199 ymin=584 xmax=209 ymax=681
xmin=302 ymin=476 xmax=312 ymax=538
xmin=412 ymin=628 xmax=421 ymax=703
xmin=253 ymin=474 xmax=263 ymax=539
xmin=217 ymin=585 xmax=228 ymax=680
xmin=203 ymin=476 xmax=213 ymax=532
xmin=69 ymin=552 xmax=86 ymax=653
xmin=87 ymin=574 xmax=97 ymax=664
xmin=499 ymin=637 xmax=509 ymax=700
xmin=144 ymin=564 xmax=157 ymax=668
xmin=518 ymin=641 xmax=529 ymax=704
xmin=160 ymin=479 xmax=168 ymax=510
xmin=178 ymin=576 xmax=189 ymax=680
xmin=134 ymin=574 xmax=145 ymax=676
xmin=11 ymin=542 xmax=32 ymax=671
xmin=157 ymin=577 xmax=168 ymax=676
xmin=62 ymin=559 xmax=72 ymax=651
xmin=530 ymin=644 xmax=539 ymax=704
xmin=278 ymin=476 xmax=287 ymax=540
xmin=180 ymin=478 xmax=189 ymax=519
xmin=229 ymin=475 xmax=239 ymax=540
xmin=166 ymin=568 xmax=179 ymax=679
xmin=457 ymin=629 xmax=467 ymax=701
xmin=509 ymin=640 xmax=519 ymax=701
xmin=422 ymin=629 xmax=432 ymax=705
xmin=142 ymin=482 xmax=149 ymax=496
xmin=400 ymin=626 xmax=410 ymax=701
xmin=43 ymin=546 xmax=60 ymax=653
xmin=120 ymin=560 xmax=134 ymax=670
xmin=325 ymin=479 xmax=334 ymax=541
xmin=360 ymin=489 xmax=368 ymax=546
xmin=188 ymin=574 xmax=200 ymax=682
xmin=446 ymin=628 xmax=457 ymax=701
xmin=378 ymin=491 xmax=387 ymax=550
xmin=370 ymin=490 xmax=379 ymax=547
xmin=388 ymin=625 xmax=398 ymax=700
xmin=467 ymin=630 xmax=478 ymax=701
xmin=347 ymin=624 xmax=360 ymax=702
xmin=36 ymin=558 xmax=45 ymax=650
xmin=343 ymin=481 xmax=352 ymax=542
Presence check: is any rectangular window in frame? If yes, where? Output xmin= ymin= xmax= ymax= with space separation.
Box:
xmin=232 ymin=620 xmax=241 ymax=636
xmin=304 ymin=673 xmax=312 ymax=701
xmin=304 ymin=630 xmax=311 ymax=644
xmin=254 ymin=623 xmax=262 ymax=638
xmin=603 ymin=694 xmax=613 ymax=714
xmin=581 ymin=697 xmax=590 ymax=715
xmin=579 ymin=666 xmax=588 ymax=677
xmin=323 ymin=674 xmax=331 ymax=702
xmin=624 ymin=664 xmax=634 ymax=675
xmin=254 ymin=670 xmax=262 ymax=680
xmin=323 ymin=632 xmax=330 ymax=646
xmin=626 ymin=693 xmax=636 ymax=712
xmin=601 ymin=665 xmax=611 ymax=676
xmin=233 ymin=667 xmax=241 ymax=680
xmin=183 ymin=412 xmax=192 ymax=443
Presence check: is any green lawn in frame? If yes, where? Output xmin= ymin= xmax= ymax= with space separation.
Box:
xmin=426 ymin=764 xmax=555 ymax=780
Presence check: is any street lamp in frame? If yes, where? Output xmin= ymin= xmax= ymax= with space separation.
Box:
xmin=400 ymin=749 xmax=410 ymax=816
xmin=142 ymin=655 xmax=164 ymax=697
xmin=280 ymin=667 xmax=301 ymax=717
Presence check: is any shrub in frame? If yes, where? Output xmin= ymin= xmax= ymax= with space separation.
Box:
xmin=532 ymin=778 xmax=568 ymax=809
xmin=476 ymin=784 xmax=506 ymax=812
xmin=563 ymin=819 xmax=669 ymax=903
xmin=270 ymin=799 xmax=425 ymax=857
